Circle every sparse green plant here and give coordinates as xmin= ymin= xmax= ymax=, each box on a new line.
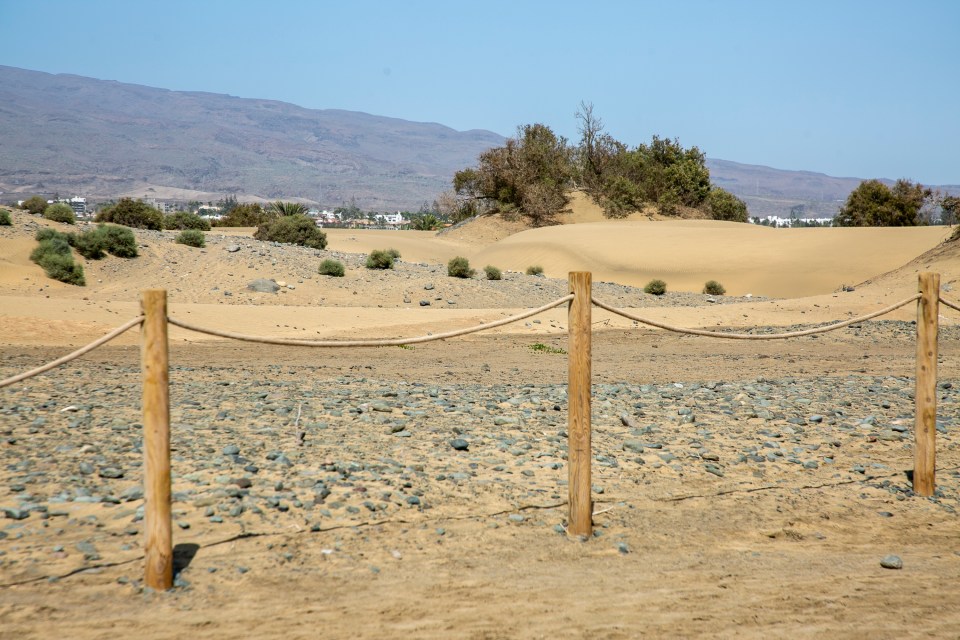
xmin=20 ymin=196 xmax=48 ymax=215
xmin=447 ymin=256 xmax=475 ymax=278
xmin=526 ymin=265 xmax=544 ymax=276
xmin=43 ymin=202 xmax=76 ymax=224
xmin=164 ymin=211 xmax=211 ymax=231
xmin=703 ymin=280 xmax=726 ymax=295
xmin=30 ymin=233 xmax=85 ymax=285
xmin=0 ymin=209 xmax=10 ymax=226
xmin=386 ymin=248 xmax=401 ymax=260
xmin=318 ymin=258 xmax=345 ymax=277
xmin=484 ymin=265 xmax=502 ymax=280
xmin=68 ymin=225 xmax=139 ymax=258
xmin=69 ymin=228 xmax=108 ymax=259
xmin=35 ymin=227 xmax=68 ymax=243
xmin=96 ymin=225 xmax=139 ymax=257
xmin=529 ymin=342 xmax=566 ymax=355
xmin=254 ymin=214 xmax=327 ymax=249
xmin=95 ymin=198 xmax=164 ymax=230
xmin=644 ymin=279 xmax=667 ymax=295
xmin=175 ymin=229 xmax=206 ymax=248
xmin=365 ymin=249 xmax=395 ymax=269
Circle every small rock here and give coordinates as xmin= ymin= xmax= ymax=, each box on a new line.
xmin=449 ymin=438 xmax=469 ymax=451
xmin=880 ymin=555 xmax=903 ymax=570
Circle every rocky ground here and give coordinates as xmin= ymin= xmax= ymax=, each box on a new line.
xmin=2 ymin=321 xmax=960 ymax=638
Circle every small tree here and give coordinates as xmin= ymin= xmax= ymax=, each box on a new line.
xmin=703 ymin=280 xmax=726 ymax=295
xmin=705 ymin=188 xmax=748 ymax=222
xmin=447 ymin=256 xmax=475 ymax=278
xmin=644 ymin=279 xmax=667 ymax=295
xmin=484 ymin=265 xmax=502 ymax=280
xmin=21 ymin=196 xmax=48 ymax=215
xmin=175 ymin=229 xmax=206 ymax=248
xmin=95 ymin=198 xmax=164 ymax=230
xmin=164 ymin=211 xmax=211 ymax=231
xmin=254 ymin=214 xmax=327 ymax=249
xmin=941 ymin=195 xmax=960 ymax=226
xmin=215 ymin=203 xmax=269 ymax=227
xmin=44 ymin=202 xmax=76 ymax=224
xmin=318 ymin=258 xmax=345 ymax=277
xmin=366 ymin=249 xmax=395 ymax=269
xmin=836 ymin=179 xmax=933 ymax=227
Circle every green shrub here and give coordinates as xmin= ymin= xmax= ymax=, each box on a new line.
xmin=365 ymin=249 xmax=395 ymax=269
xmin=97 ymin=225 xmax=139 ymax=257
xmin=95 ymin=198 xmax=164 ymax=230
xmin=253 ymin=214 xmax=327 ymax=249
xmin=644 ymin=279 xmax=667 ymax=295
xmin=21 ymin=196 xmax=48 ymax=215
xmin=447 ymin=256 xmax=475 ymax=278
xmin=214 ymin=203 xmax=268 ymax=227
xmin=164 ymin=211 xmax=211 ymax=231
xmin=318 ymin=258 xmax=345 ymax=277
xmin=703 ymin=280 xmax=726 ymax=295
xmin=175 ymin=229 xmax=206 ymax=248
xmin=0 ymin=209 xmax=10 ymax=225
xmin=386 ymin=248 xmax=401 ymax=260
xmin=529 ymin=342 xmax=566 ymax=354
xmin=30 ymin=235 xmax=85 ymax=285
xmin=526 ymin=265 xmax=544 ymax=276
xmin=484 ymin=265 xmax=502 ymax=280
xmin=69 ymin=228 xmax=108 ymax=259
xmin=67 ymin=225 xmax=138 ymax=259
xmin=35 ymin=227 xmax=69 ymax=243
xmin=43 ymin=202 xmax=76 ymax=224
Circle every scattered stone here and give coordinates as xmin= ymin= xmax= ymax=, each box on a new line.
xmin=247 ymin=278 xmax=280 ymax=294
xmin=880 ymin=555 xmax=903 ymax=570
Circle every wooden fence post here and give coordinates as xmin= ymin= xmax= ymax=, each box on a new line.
xmin=141 ymin=289 xmax=173 ymax=590
xmin=914 ymin=272 xmax=939 ymax=496
xmin=568 ymin=272 xmax=593 ymax=537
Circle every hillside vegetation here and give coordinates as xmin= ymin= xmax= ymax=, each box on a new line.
xmin=451 ymin=104 xmax=747 ymax=226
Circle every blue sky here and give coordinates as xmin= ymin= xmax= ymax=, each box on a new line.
xmin=2 ymin=0 xmax=958 ymax=184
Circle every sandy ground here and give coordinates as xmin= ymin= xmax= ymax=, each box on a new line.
xmin=2 ymin=204 xmax=960 ymax=638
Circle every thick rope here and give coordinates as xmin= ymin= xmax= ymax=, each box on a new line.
xmin=940 ymin=297 xmax=960 ymax=313
xmin=167 ymin=295 xmax=574 ymax=347
xmin=0 ymin=316 xmax=144 ymax=389
xmin=591 ymin=294 xmax=920 ymax=340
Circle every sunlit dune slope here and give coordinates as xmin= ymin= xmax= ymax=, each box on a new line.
xmin=472 ymin=220 xmax=951 ymax=297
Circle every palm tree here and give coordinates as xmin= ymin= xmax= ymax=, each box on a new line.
xmin=411 ymin=213 xmax=441 ymax=230
xmin=267 ymin=200 xmax=308 ymax=216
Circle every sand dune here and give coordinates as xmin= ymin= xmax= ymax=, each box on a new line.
xmin=473 ymin=221 xmax=952 ymax=297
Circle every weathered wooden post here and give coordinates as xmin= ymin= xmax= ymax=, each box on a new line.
xmin=568 ymin=272 xmax=593 ymax=537
xmin=141 ymin=289 xmax=173 ymax=590
xmin=914 ymin=272 xmax=939 ymax=496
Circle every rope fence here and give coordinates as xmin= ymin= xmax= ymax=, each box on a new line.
xmin=167 ymin=294 xmax=574 ymax=347
xmin=592 ymin=294 xmax=920 ymax=340
xmin=940 ymin=296 xmax=960 ymax=314
xmin=0 ymin=315 xmax=144 ymax=389
xmin=0 ymin=272 xmax=953 ymax=591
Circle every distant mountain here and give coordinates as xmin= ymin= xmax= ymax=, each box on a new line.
xmin=1 ymin=66 xmax=955 ymax=215
xmin=0 ymin=65 xmax=505 ymax=210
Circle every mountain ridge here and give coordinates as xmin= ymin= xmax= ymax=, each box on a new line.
xmin=1 ymin=65 xmax=955 ymax=214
